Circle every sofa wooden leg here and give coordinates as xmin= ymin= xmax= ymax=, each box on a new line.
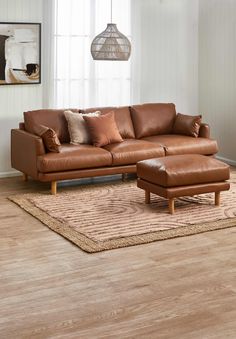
xmin=215 ymin=191 xmax=220 ymax=206
xmin=51 ymin=181 xmax=57 ymax=195
xmin=23 ymin=173 xmax=28 ymax=182
xmin=145 ymin=190 xmax=150 ymax=204
xmin=168 ymin=198 xmax=175 ymax=214
xmin=122 ymin=173 xmax=127 ymax=182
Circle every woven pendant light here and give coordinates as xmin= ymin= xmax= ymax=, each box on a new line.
xmin=91 ymin=0 xmax=131 ymax=61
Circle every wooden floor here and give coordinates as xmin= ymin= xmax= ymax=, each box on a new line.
xmin=0 ymin=175 xmax=236 ymax=339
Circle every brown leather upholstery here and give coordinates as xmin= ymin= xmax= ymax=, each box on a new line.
xmin=19 ymin=122 xmax=25 ymax=130
xmin=24 ymin=109 xmax=80 ymax=143
xmin=11 ymin=103 xmax=219 ymax=188
xmin=199 ymin=123 xmax=210 ymax=138
xmin=137 ymin=178 xmax=230 ymax=199
xmin=142 ymin=135 xmax=218 ymax=155
xmin=80 ymin=106 xmax=135 ymax=139
xmin=172 ymin=113 xmax=202 ymax=137
xmin=38 ymin=165 xmax=136 ymax=182
xmin=130 ymin=103 xmax=176 ymax=138
xmin=11 ymin=129 xmax=45 ymax=179
xmin=137 ymin=155 xmax=230 ymax=188
xmin=103 ymin=139 xmax=165 ymax=166
xmin=37 ymin=144 xmax=112 ymax=173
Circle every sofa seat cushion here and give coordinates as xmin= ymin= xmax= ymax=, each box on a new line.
xmin=142 ymin=135 xmax=218 ymax=155
xmin=37 ymin=144 xmax=112 ymax=173
xmin=80 ymin=106 xmax=135 ymax=139
xmin=103 ymin=139 xmax=165 ymax=166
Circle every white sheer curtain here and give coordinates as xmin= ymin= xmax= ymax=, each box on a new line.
xmin=52 ymin=0 xmax=131 ymax=108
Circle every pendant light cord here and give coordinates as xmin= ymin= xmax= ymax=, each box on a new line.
xmin=110 ymin=0 xmax=113 ymax=23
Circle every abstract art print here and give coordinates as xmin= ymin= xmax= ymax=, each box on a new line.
xmin=0 ymin=23 xmax=41 ymax=85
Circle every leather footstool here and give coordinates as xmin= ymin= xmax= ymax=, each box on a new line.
xmin=137 ymin=154 xmax=230 ymax=214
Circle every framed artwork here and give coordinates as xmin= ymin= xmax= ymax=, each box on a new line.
xmin=0 ymin=22 xmax=41 ymax=85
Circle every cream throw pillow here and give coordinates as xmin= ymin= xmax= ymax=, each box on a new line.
xmin=64 ymin=110 xmax=101 ymax=144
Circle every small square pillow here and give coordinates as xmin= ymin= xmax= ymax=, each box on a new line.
xmin=172 ymin=113 xmax=202 ymax=138
xmin=83 ymin=111 xmax=124 ymax=147
xmin=34 ymin=125 xmax=61 ymax=152
xmin=64 ymin=110 xmax=101 ymax=144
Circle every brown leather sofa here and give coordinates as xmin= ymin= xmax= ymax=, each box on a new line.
xmin=11 ymin=103 xmax=218 ymax=194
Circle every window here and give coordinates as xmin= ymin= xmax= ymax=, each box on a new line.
xmin=54 ymin=0 xmax=131 ymax=108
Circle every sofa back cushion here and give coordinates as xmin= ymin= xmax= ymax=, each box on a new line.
xmin=130 ymin=103 xmax=176 ymax=138
xmin=24 ymin=109 xmax=79 ymax=143
xmin=80 ymin=106 xmax=135 ymax=139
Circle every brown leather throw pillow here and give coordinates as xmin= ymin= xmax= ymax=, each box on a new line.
xmin=34 ymin=125 xmax=61 ymax=152
xmin=172 ymin=113 xmax=202 ymax=138
xmin=83 ymin=111 xmax=124 ymax=147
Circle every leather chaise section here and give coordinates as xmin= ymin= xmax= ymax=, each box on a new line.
xmin=37 ymin=144 xmax=112 ymax=173
xmin=103 ymin=139 xmax=165 ymax=166
xmin=137 ymin=154 xmax=230 ymax=188
xmin=142 ymin=134 xmax=218 ymax=155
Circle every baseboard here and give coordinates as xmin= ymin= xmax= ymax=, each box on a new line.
xmin=216 ymin=155 xmax=236 ymax=167
xmin=0 ymin=170 xmax=21 ymax=178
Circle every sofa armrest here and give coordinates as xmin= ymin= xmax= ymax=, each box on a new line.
xmin=11 ymin=129 xmax=45 ymax=179
xmin=199 ymin=123 xmax=210 ymax=138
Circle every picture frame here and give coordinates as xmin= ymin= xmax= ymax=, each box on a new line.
xmin=0 ymin=22 xmax=41 ymax=85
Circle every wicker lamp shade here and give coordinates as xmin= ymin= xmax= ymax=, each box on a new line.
xmin=91 ymin=23 xmax=131 ymax=61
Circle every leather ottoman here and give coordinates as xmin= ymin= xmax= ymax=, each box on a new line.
xmin=137 ymin=154 xmax=230 ymax=214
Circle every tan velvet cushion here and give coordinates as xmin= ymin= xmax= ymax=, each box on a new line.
xmin=34 ymin=125 xmax=61 ymax=153
xmin=64 ymin=110 xmax=101 ymax=144
xmin=172 ymin=113 xmax=202 ymax=138
xmin=83 ymin=111 xmax=124 ymax=147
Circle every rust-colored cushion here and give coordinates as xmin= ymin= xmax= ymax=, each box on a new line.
xmin=130 ymin=103 xmax=176 ymax=138
xmin=172 ymin=113 xmax=202 ymax=137
xmin=80 ymin=106 xmax=135 ymax=139
xmin=83 ymin=111 xmax=124 ymax=147
xmin=34 ymin=125 xmax=61 ymax=153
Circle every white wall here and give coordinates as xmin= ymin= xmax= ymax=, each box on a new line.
xmin=199 ymin=0 xmax=236 ymax=163
xmin=0 ymin=0 xmax=43 ymax=177
xmin=132 ymin=0 xmax=199 ymax=115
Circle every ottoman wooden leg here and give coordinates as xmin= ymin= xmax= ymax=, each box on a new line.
xmin=215 ymin=191 xmax=220 ymax=206
xmin=168 ymin=198 xmax=175 ymax=214
xmin=145 ymin=190 xmax=150 ymax=204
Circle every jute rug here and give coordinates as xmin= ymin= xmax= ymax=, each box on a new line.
xmin=9 ymin=176 xmax=236 ymax=253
